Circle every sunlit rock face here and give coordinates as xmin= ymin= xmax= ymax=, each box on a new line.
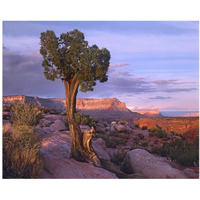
xmin=131 ymin=109 xmax=162 ymax=117
xmin=3 ymin=95 xmax=142 ymax=122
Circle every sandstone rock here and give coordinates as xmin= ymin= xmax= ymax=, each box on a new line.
xmin=106 ymin=148 xmax=122 ymax=161
xmin=79 ymin=125 xmax=91 ymax=132
xmin=183 ymin=168 xmax=199 ymax=179
xmin=40 ymin=119 xmax=52 ymax=127
xmin=3 ymin=95 xmax=142 ymax=122
xmin=44 ymin=114 xmax=64 ymax=121
xmin=115 ymin=124 xmax=126 ymax=132
xmin=111 ymin=121 xmax=117 ymax=126
xmin=121 ymin=149 xmax=187 ymax=178
xmin=96 ymin=123 xmax=106 ymax=133
xmin=105 ymin=126 xmax=111 ymax=132
xmin=38 ymin=124 xmax=116 ymax=178
xmin=40 ymin=157 xmax=117 ymax=179
xmin=50 ymin=119 xmax=66 ymax=131
xmin=92 ymin=138 xmax=110 ymax=160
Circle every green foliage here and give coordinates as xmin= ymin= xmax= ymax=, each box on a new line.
xmin=74 ymin=112 xmax=96 ymax=127
xmin=40 ymin=29 xmax=111 ymax=92
xmin=141 ymin=141 xmax=148 ymax=147
xmin=103 ymin=122 xmax=108 ymax=127
xmin=141 ymin=126 xmax=147 ymax=130
xmin=134 ymin=124 xmax=139 ymax=128
xmin=137 ymin=133 xmax=144 ymax=140
xmin=110 ymin=151 xmax=127 ymax=165
xmin=10 ymin=101 xmax=42 ymax=127
xmin=155 ymin=139 xmax=199 ymax=166
xmin=96 ymin=132 xmax=128 ymax=148
xmin=149 ymin=132 xmax=155 ymax=137
xmin=148 ymin=127 xmax=167 ymax=138
xmin=118 ymin=120 xmax=128 ymax=125
xmin=3 ymin=105 xmax=11 ymax=112
xmin=49 ymin=109 xmax=59 ymax=115
xmin=37 ymin=107 xmax=49 ymax=114
xmin=3 ymin=126 xmax=43 ymax=178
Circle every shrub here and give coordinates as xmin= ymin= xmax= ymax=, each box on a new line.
xmin=110 ymin=151 xmax=127 ymax=165
xmin=154 ymin=139 xmax=159 ymax=144
xmin=37 ymin=107 xmax=49 ymax=114
xmin=137 ymin=133 xmax=144 ymax=140
xmin=3 ymin=126 xmax=43 ymax=178
xmin=133 ymin=136 xmax=140 ymax=142
xmin=74 ymin=112 xmax=96 ymax=127
xmin=156 ymin=139 xmax=199 ymax=166
xmin=141 ymin=141 xmax=148 ymax=147
xmin=104 ymin=138 xmax=117 ymax=148
xmin=3 ymin=105 xmax=11 ymax=112
xmin=134 ymin=124 xmax=139 ymax=128
xmin=142 ymin=126 xmax=147 ymax=130
xmin=103 ymin=122 xmax=108 ymax=127
xmin=149 ymin=132 xmax=155 ymax=137
xmin=49 ymin=109 xmax=59 ymax=115
xmin=10 ymin=101 xmax=41 ymax=126
xmin=118 ymin=120 xmax=128 ymax=125
xmin=148 ymin=127 xmax=167 ymax=138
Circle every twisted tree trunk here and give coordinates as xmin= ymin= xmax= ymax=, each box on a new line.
xmin=64 ymin=78 xmax=101 ymax=167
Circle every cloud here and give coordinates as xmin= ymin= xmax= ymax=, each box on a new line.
xmin=109 ymin=62 xmax=130 ymax=68
xmin=3 ymin=48 xmax=65 ymax=98
xmin=3 ymin=35 xmax=40 ymax=54
xmin=149 ymin=96 xmax=171 ymax=100
xmin=163 ymin=88 xmax=197 ymax=93
xmin=151 ymin=79 xmax=197 ymax=86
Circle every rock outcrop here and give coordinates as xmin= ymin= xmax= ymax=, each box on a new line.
xmin=131 ymin=109 xmax=162 ymax=117
xmin=120 ymin=149 xmax=187 ymax=178
xmin=3 ymin=95 xmax=142 ymax=122
xmin=35 ymin=115 xmax=117 ymax=178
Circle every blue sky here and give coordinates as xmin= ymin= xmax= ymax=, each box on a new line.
xmin=3 ymin=21 xmax=199 ymax=111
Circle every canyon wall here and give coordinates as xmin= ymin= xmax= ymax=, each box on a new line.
xmin=3 ymin=95 xmax=142 ymax=122
xmin=131 ymin=109 xmax=162 ymax=117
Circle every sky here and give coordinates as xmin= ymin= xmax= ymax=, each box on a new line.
xmin=3 ymin=21 xmax=199 ymax=111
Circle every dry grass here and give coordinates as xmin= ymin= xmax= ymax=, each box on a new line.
xmin=3 ymin=126 xmax=44 ymax=178
xmin=3 ymin=101 xmax=44 ymax=178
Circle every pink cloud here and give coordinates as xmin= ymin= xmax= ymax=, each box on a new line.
xmin=109 ymin=62 xmax=129 ymax=68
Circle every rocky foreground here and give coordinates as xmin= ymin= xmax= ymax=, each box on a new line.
xmin=4 ymin=112 xmax=198 ymax=179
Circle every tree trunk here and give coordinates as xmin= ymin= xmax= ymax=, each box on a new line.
xmin=64 ymin=78 xmax=101 ymax=167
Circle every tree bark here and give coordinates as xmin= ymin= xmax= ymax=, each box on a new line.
xmin=64 ymin=78 xmax=101 ymax=167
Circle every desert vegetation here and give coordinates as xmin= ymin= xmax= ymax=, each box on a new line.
xmin=3 ymin=102 xmax=44 ymax=178
xmin=153 ymin=137 xmax=199 ymax=166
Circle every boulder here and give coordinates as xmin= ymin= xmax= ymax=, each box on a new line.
xmin=40 ymin=119 xmax=52 ymax=127
xmin=106 ymin=148 xmax=122 ymax=161
xmin=121 ymin=149 xmax=187 ymax=179
xmin=111 ymin=121 xmax=117 ymax=126
xmin=50 ymin=119 xmax=66 ymax=131
xmin=115 ymin=124 xmax=126 ymax=132
xmin=79 ymin=125 xmax=90 ymax=132
xmin=183 ymin=168 xmax=199 ymax=179
xmin=96 ymin=123 xmax=106 ymax=134
xmin=92 ymin=138 xmax=110 ymax=160
xmin=40 ymin=157 xmax=117 ymax=179
xmin=39 ymin=125 xmax=116 ymax=178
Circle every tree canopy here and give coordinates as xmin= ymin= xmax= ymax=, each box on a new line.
xmin=40 ymin=29 xmax=111 ymax=92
